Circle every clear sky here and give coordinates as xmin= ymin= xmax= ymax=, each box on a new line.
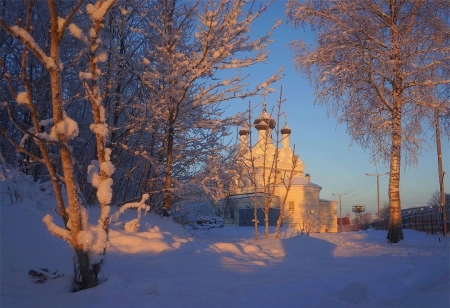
xmin=223 ymin=0 xmax=449 ymax=217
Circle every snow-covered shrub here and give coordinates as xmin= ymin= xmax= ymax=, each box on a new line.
xmin=171 ymin=201 xmax=215 ymax=225
xmin=110 ymin=194 xmax=150 ymax=232
xmin=302 ymin=205 xmax=317 ymax=235
xmin=0 ymin=161 xmax=53 ymax=205
xmin=190 ymin=216 xmax=224 ymax=230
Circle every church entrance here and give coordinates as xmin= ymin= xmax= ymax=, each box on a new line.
xmin=238 ymin=208 xmax=280 ymax=226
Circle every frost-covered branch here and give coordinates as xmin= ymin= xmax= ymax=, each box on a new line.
xmin=286 ymin=0 xmax=450 ymax=243
xmin=73 ymin=0 xmax=117 ymax=238
xmin=0 ymin=22 xmax=58 ymax=71
xmin=112 ymin=194 xmax=150 ymax=232
xmin=43 ymin=214 xmax=71 ymax=243
xmin=124 ymin=0 xmax=281 ymax=214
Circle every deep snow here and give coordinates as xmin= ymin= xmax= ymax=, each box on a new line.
xmin=1 ymin=198 xmax=449 ymax=308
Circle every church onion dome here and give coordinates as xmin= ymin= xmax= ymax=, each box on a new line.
xmin=254 ymin=111 xmax=276 ymax=129
xmin=239 ymin=126 xmax=249 ymax=136
xmin=254 ymin=101 xmax=276 ymax=130
xmin=281 ymin=124 xmax=291 ymax=135
xmin=255 ymin=119 xmax=268 ymax=130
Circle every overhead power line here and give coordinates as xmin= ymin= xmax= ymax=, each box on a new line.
xmin=344 ymin=174 xmax=389 ymax=199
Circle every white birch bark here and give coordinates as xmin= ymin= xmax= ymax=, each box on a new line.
xmin=286 ymin=0 xmax=450 ymax=243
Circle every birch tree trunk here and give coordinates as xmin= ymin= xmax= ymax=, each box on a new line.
xmin=163 ymin=119 xmax=175 ymax=216
xmin=386 ymin=12 xmax=404 ymax=243
xmin=387 ymin=108 xmax=403 ymax=243
xmin=1 ymin=0 xmax=110 ymax=289
xmin=78 ymin=0 xmax=118 ymax=279
xmin=434 ymin=110 xmax=447 ymax=235
xmin=48 ymin=0 xmax=97 ymax=288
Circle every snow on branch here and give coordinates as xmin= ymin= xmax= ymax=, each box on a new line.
xmin=87 ymin=0 xmax=117 ymax=22
xmin=43 ymin=214 xmax=71 ymax=243
xmin=87 ymin=160 xmax=101 ymax=188
xmin=68 ymin=23 xmax=90 ymax=47
xmin=97 ymin=178 xmax=113 ymax=205
xmin=0 ymin=23 xmax=57 ymax=71
xmin=16 ymin=92 xmax=30 ymax=105
xmin=49 ymin=113 xmax=79 ymax=141
xmin=111 ymin=194 xmax=150 ymax=232
xmin=118 ymin=194 xmax=150 ymax=215
xmin=90 ymin=123 xmax=109 ymax=142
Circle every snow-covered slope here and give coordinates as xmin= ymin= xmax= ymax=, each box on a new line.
xmin=1 ymin=199 xmax=449 ymax=308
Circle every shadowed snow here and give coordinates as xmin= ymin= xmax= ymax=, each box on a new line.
xmin=1 ymin=200 xmax=449 ymax=308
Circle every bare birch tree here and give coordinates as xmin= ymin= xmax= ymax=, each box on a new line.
xmin=1 ymin=0 xmax=116 ymax=289
xmin=255 ymin=100 xmax=278 ymax=240
xmin=132 ymin=0 xmax=282 ymax=216
xmin=241 ymin=88 xmax=299 ymax=239
xmin=427 ymin=191 xmax=450 ymax=207
xmin=286 ymin=0 xmax=450 ymax=243
xmin=274 ymin=145 xmax=299 ymax=239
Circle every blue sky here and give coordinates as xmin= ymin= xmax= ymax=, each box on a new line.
xmin=223 ymin=1 xmax=449 ymax=216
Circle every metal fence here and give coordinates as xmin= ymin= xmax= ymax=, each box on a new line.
xmin=366 ymin=205 xmax=450 ymax=235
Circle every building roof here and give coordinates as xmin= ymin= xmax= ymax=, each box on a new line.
xmin=218 ymin=192 xmax=280 ymax=201
xmin=279 ymin=176 xmax=322 ymax=188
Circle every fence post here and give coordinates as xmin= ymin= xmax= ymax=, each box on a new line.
xmin=430 ymin=206 xmax=433 ymax=235
xmin=415 ymin=211 xmax=417 ymax=230
xmin=408 ymin=211 xmax=411 ymax=229
xmin=421 ymin=208 xmax=424 ymax=232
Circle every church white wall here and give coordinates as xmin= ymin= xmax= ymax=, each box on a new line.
xmin=275 ymin=184 xmax=321 ymax=231
xmin=216 ymin=194 xmax=280 ymax=226
xmin=319 ymin=200 xmax=338 ymax=232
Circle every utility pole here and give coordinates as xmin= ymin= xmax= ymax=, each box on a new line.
xmin=366 ymin=172 xmax=389 ymax=221
xmin=434 ymin=110 xmax=446 ymax=236
xmin=332 ymin=193 xmax=347 ymax=232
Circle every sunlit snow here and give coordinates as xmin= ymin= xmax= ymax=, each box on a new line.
xmin=1 ymin=195 xmax=448 ymax=308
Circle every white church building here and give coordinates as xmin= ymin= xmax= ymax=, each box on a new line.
xmin=216 ymin=102 xmax=338 ymax=233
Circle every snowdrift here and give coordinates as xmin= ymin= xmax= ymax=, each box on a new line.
xmin=1 ymin=189 xmax=449 ymax=307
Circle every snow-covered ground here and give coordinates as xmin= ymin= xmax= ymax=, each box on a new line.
xmin=1 ymin=199 xmax=449 ymax=308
